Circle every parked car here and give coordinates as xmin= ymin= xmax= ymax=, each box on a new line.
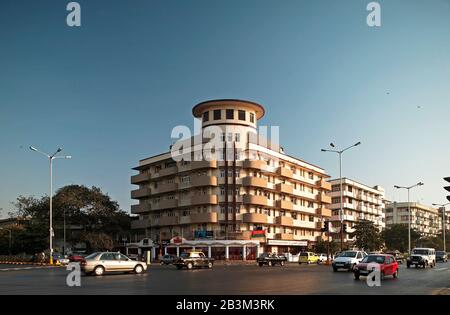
xmin=407 ymin=248 xmax=436 ymax=269
xmin=384 ymin=250 xmax=405 ymax=264
xmin=160 ymin=254 xmax=178 ymax=265
xmin=354 ymin=254 xmax=399 ymax=280
xmin=435 ymin=251 xmax=448 ymax=263
xmin=257 ymin=253 xmax=287 ymax=267
xmin=332 ymin=250 xmax=367 ymax=272
xmin=81 ymin=252 xmax=147 ymax=276
xmin=173 ymin=251 xmax=214 ymax=270
xmin=299 ymin=252 xmax=319 ymax=264
xmin=317 ymin=253 xmax=333 ymax=263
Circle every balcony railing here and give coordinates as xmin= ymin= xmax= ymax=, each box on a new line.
xmin=131 ymin=187 xmax=151 ymax=199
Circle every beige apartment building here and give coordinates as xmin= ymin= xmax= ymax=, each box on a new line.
xmin=130 ymin=99 xmax=332 ymax=260
xmin=327 ymin=178 xmax=385 ymax=244
xmin=385 ymin=202 xmax=443 ymax=237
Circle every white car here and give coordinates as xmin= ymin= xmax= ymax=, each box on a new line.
xmin=332 ymin=250 xmax=367 ymax=271
xmin=407 ymin=248 xmax=436 ymax=269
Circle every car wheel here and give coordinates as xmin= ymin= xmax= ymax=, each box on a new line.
xmin=207 ymin=262 xmax=213 ymax=269
xmin=94 ymin=266 xmax=105 ymax=276
xmin=134 ymin=264 xmax=144 ymax=274
xmin=350 ymin=264 xmax=356 ymax=272
xmin=380 ymin=271 xmax=385 ymax=281
xmin=187 ymin=262 xmax=193 ymax=270
xmin=258 ymin=263 xmax=263 ymax=267
xmin=160 ymin=261 xmax=165 ymax=265
xmin=307 ymin=261 xmax=311 ymax=265
xmin=354 ymin=272 xmax=360 ymax=280
xmin=268 ymin=261 xmax=273 ymax=267
xmin=332 ymin=267 xmax=337 ymax=272
xmin=407 ymin=263 xmax=410 ymax=268
xmin=393 ymin=269 xmax=398 ymax=279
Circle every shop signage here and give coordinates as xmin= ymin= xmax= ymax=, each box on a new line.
xmin=267 ymin=240 xmax=307 ymax=246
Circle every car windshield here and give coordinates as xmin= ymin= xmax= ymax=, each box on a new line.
xmin=361 ymin=255 xmax=386 ymax=263
xmin=340 ymin=251 xmax=357 ymax=258
xmin=85 ymin=253 xmax=99 ymax=259
xmin=412 ymin=249 xmax=430 ymax=255
xmin=436 ymin=251 xmax=445 ymax=255
xmin=300 ymin=253 xmax=308 ymax=256
xmin=259 ymin=253 xmax=269 ymax=258
xmin=180 ymin=252 xmax=190 ymax=259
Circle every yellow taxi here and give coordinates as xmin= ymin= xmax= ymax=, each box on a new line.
xmin=298 ymin=252 xmax=320 ymax=264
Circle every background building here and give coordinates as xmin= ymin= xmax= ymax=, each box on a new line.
xmin=385 ymin=202 xmax=442 ymax=237
xmin=130 ymin=99 xmax=332 ymax=259
xmin=327 ymin=178 xmax=385 ymax=244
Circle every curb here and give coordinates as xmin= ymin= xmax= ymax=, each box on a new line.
xmin=0 ymin=261 xmax=57 ymax=266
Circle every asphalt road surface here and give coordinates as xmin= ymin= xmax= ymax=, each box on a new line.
xmin=0 ymin=261 xmax=448 ymax=295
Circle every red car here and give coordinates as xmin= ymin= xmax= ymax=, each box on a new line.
xmin=68 ymin=254 xmax=86 ymax=263
xmin=354 ymin=254 xmax=398 ymax=280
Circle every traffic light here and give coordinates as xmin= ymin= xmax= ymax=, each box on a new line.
xmin=445 ymin=177 xmax=450 ymax=202
xmin=342 ymin=224 xmax=347 ymax=233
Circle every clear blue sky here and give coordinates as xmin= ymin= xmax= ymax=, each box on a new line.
xmin=1 ymin=0 xmax=450 ymax=217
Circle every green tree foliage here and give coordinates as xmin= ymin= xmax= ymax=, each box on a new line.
xmin=381 ymin=224 xmax=421 ymax=252
xmin=3 ymin=185 xmax=131 ymax=254
xmin=349 ymin=220 xmax=383 ymax=251
xmin=315 ymin=239 xmax=340 ymax=255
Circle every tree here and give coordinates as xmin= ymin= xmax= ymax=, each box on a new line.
xmin=315 ymin=239 xmax=340 ymax=255
xmin=416 ymin=236 xmax=443 ymax=249
xmin=349 ymin=220 xmax=383 ymax=251
xmin=8 ymin=185 xmax=132 ymax=254
xmin=382 ymin=224 xmax=421 ymax=252
xmin=81 ymin=232 xmax=114 ymax=251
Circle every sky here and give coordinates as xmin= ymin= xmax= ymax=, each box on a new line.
xmin=1 ymin=0 xmax=450 ymax=218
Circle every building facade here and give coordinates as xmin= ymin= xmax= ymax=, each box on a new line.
xmin=385 ymin=202 xmax=443 ymax=237
xmin=130 ymin=99 xmax=332 ymax=259
xmin=327 ymin=178 xmax=385 ymax=243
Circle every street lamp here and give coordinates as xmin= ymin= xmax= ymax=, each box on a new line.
xmin=0 ymin=228 xmax=12 ymax=255
xmin=30 ymin=146 xmax=71 ymax=264
xmin=394 ymin=182 xmax=424 ymax=254
xmin=432 ymin=202 xmax=449 ymax=253
xmin=321 ymin=141 xmax=361 ymax=251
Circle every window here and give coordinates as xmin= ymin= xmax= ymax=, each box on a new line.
xmin=213 ymin=109 xmax=221 ymax=120
xmin=226 ymin=109 xmax=234 ymax=119
xmin=348 ymin=186 xmax=353 ymax=192
xmin=221 ymin=132 xmax=226 ymax=142
xmin=309 ymin=215 xmax=314 ymax=222
xmin=227 ymin=132 xmax=233 ymax=142
xmin=235 ymin=133 xmax=240 ymax=142
xmin=250 ymin=113 xmax=255 ymax=123
xmin=238 ymin=110 xmax=246 ymax=121
xmin=203 ymin=111 xmax=209 ymax=122
xmin=308 ymin=172 xmax=314 ymax=180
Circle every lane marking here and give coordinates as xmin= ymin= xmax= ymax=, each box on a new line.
xmin=435 ymin=267 xmax=448 ymax=271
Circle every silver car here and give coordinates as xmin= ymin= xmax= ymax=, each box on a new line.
xmin=81 ymin=252 xmax=147 ymax=276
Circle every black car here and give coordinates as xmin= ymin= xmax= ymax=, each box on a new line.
xmin=173 ymin=251 xmax=214 ymax=270
xmin=160 ymin=254 xmax=178 ymax=265
xmin=385 ymin=250 xmax=405 ymax=264
xmin=436 ymin=251 xmax=448 ymax=263
xmin=256 ymin=253 xmax=287 ymax=267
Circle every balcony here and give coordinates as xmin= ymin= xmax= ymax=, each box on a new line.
xmin=316 ymin=207 xmax=332 ymax=217
xmin=180 ymin=212 xmax=218 ymax=224
xmin=153 ymin=166 xmax=177 ymax=178
xmin=275 ymin=183 xmax=293 ymax=194
xmin=152 ymin=199 xmax=178 ymax=210
xmin=191 ymin=195 xmax=218 ymax=205
xmin=316 ymin=179 xmax=331 ymax=191
xmin=275 ymin=216 xmax=294 ymax=226
xmin=191 ymin=176 xmax=218 ymax=187
xmin=316 ymin=193 xmax=332 ymax=204
xmin=131 ymin=172 xmax=150 ymax=184
xmin=242 ymin=176 xmax=268 ymax=189
xmin=131 ymin=220 xmax=150 ymax=229
xmin=131 ymin=187 xmax=151 ymax=199
xmin=276 ymin=200 xmax=293 ymax=211
xmin=276 ymin=167 xmax=293 ymax=178
xmin=153 ymin=182 xmax=178 ymax=194
xmin=242 ymin=213 xmax=268 ymax=224
xmin=158 ymin=216 xmax=179 ymax=226
xmin=243 ymin=159 xmax=269 ymax=171
xmin=228 ymin=231 xmax=252 ymax=240
xmin=191 ymin=160 xmax=217 ymax=169
xmin=243 ymin=194 xmax=269 ymax=207
xmin=275 ymin=233 xmax=294 ymax=240
xmin=131 ymin=203 xmax=151 ymax=214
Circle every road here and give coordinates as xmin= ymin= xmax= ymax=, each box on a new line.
xmin=0 ymin=261 xmax=448 ymax=295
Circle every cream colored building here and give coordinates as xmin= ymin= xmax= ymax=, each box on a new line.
xmin=385 ymin=202 xmax=443 ymax=237
xmin=327 ymin=178 xmax=385 ymax=243
xmin=130 ymin=99 xmax=332 ymax=259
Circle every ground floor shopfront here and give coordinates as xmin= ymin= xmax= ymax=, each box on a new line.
xmin=165 ymin=240 xmax=261 ymax=261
